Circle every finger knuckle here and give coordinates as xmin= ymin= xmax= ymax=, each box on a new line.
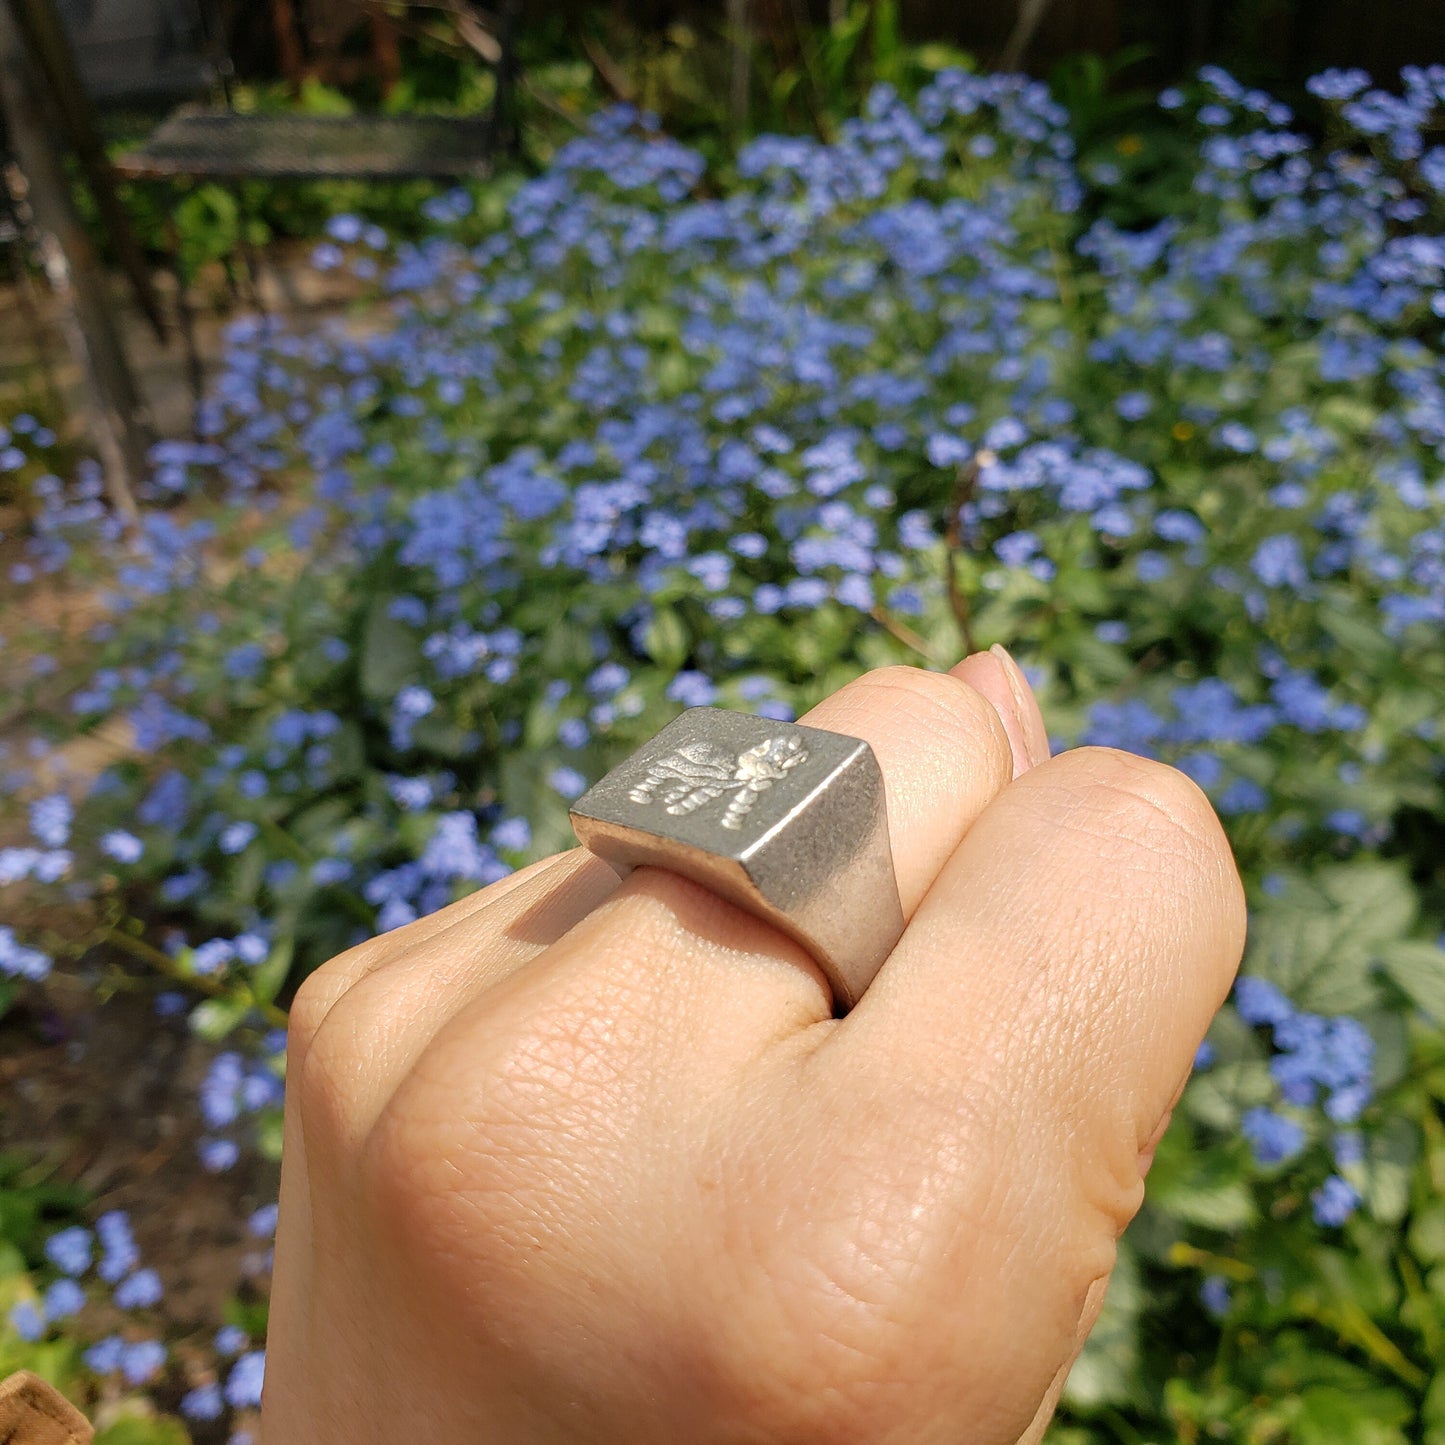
xmin=287 ymin=948 xmax=371 ymax=1057
xmin=856 ymin=664 xmax=1009 ymax=750
xmin=293 ymin=1002 xmax=366 ymax=1157
xmin=291 ymin=960 xmax=395 ymax=1156
xmin=1064 ymin=746 xmax=1228 ymax=866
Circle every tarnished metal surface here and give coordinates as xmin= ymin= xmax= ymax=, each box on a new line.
xmin=570 ymin=707 xmax=903 ymax=1012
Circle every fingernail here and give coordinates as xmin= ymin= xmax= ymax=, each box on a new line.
xmin=950 ymin=647 xmax=1039 ymax=778
xmin=989 ymin=645 xmax=1050 ymax=775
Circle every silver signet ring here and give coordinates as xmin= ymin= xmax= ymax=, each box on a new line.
xmin=568 ymin=707 xmax=904 ymax=1012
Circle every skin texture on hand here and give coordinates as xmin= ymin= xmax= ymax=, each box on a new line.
xmin=262 ymin=654 xmax=1246 ymax=1444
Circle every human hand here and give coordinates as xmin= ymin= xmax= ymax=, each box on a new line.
xmin=262 ymin=652 xmax=1245 ymax=1444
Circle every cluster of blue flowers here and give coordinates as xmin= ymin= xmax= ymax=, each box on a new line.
xmin=2 ymin=62 xmax=1444 ymax=1425
xmin=198 ymin=1042 xmax=287 ymax=1172
xmin=178 ymin=1333 xmax=266 ymax=1426
xmin=9 ymin=1209 xmax=265 ymax=1426
xmin=1234 ymin=976 xmax=1371 ymax=1225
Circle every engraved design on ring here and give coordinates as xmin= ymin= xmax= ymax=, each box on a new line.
xmin=627 ymin=735 xmax=810 ymax=829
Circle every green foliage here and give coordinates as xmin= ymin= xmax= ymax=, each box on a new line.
xmin=573 ymin=0 xmax=972 ymax=169
xmin=1052 ymin=48 xmax=1201 ymax=227
xmin=93 ymin=1417 xmax=192 ymax=1445
xmin=1067 ymin=992 xmax=1445 ymax=1441
xmin=0 ymin=1153 xmax=87 ymax=1271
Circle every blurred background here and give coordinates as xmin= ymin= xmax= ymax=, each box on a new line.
xmin=2 ymin=3 xmax=1445 ymax=1443
xmin=8 ymin=0 xmax=1445 ymax=489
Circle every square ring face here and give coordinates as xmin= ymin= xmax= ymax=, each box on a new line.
xmin=569 ymin=706 xmax=902 ymax=1011
xmin=569 ymin=707 xmax=870 ymax=864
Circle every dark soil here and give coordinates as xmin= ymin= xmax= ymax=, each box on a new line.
xmin=0 ymin=966 xmax=278 ymax=1437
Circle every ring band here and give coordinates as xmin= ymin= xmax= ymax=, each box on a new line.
xmin=569 ymin=707 xmax=903 ymax=1012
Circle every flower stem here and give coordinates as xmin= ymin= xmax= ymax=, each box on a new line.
xmin=99 ymin=925 xmax=288 ymax=1030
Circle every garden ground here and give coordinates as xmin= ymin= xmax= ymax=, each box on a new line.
xmin=1 ymin=975 xmax=272 ymax=1438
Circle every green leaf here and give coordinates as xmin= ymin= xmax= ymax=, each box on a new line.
xmin=1363 ymin=1116 xmax=1419 ymax=1226
xmin=1424 ymin=1366 xmax=1445 ymax=1435
xmin=1408 ymin=1202 xmax=1445 ymax=1264
xmin=1317 ymin=596 xmax=1400 ymax=668
xmin=225 ymin=842 xmax=267 ymax=909
xmin=1315 ymin=394 xmax=1382 ymax=438
xmin=1181 ymin=1058 xmax=1273 ymax=1131
xmin=224 ymin=1291 xmax=271 ymax=1340
xmin=94 ymin=1411 xmax=193 ymax=1445
xmin=1244 ymin=863 xmax=1416 ymax=1014
xmin=409 ymin=715 xmax=477 ymax=761
xmin=1311 ymin=1239 xmax=1403 ymax=1323
xmin=1146 ymin=1127 xmax=1257 ymax=1231
xmin=641 ymin=609 xmax=690 ymax=671
xmin=360 ymin=595 xmax=423 ymax=704
xmin=189 ymin=996 xmax=250 ymax=1042
xmin=497 ymin=752 xmax=580 ymax=858
xmin=249 ymin=936 xmax=295 ymax=1007
xmin=255 ymin=1109 xmax=285 ymax=1162
xmin=1293 ymin=1385 xmax=1410 ymax=1445
xmin=0 ymin=1335 xmax=82 ymax=1396
xmin=290 ymin=797 xmax=360 ymax=850
xmin=1377 ymin=940 xmax=1445 ymax=1023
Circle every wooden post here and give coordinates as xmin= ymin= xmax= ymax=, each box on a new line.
xmin=0 ymin=2 xmax=145 ymax=527
xmin=8 ymin=0 xmax=168 ymax=343
xmin=485 ymin=0 xmax=521 ymax=162
xmin=727 ymin=0 xmax=751 ymax=134
xmin=998 ymin=0 xmax=1056 ymax=71
xmin=163 ymin=206 xmax=206 ymax=427
xmin=1 ymin=172 xmax=69 ymax=422
xmin=371 ymin=4 xmax=401 ymax=96
xmin=270 ymin=0 xmax=306 ymax=90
